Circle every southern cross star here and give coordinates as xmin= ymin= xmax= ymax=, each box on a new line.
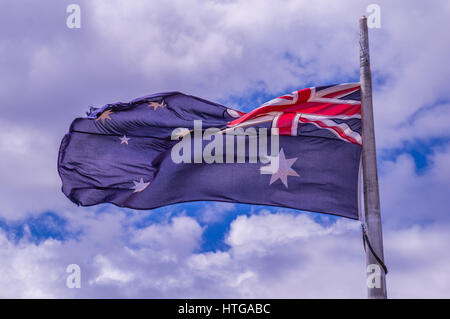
xmin=131 ymin=178 xmax=150 ymax=193
xmin=148 ymin=101 xmax=166 ymax=110
xmin=119 ymin=135 xmax=130 ymax=145
xmin=96 ymin=109 xmax=114 ymax=124
xmin=173 ymin=128 xmax=191 ymax=139
xmin=261 ymin=148 xmax=299 ymax=188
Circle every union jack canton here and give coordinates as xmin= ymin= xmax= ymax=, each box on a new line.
xmin=226 ymin=83 xmax=362 ymax=145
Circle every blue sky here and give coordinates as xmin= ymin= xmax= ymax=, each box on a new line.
xmin=0 ymin=0 xmax=450 ymax=298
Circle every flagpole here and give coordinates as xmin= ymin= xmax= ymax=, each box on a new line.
xmin=359 ymin=16 xmax=387 ymax=299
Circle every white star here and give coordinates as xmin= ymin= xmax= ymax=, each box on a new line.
xmin=173 ymin=128 xmax=191 ymax=139
xmin=260 ymin=149 xmax=299 ymax=188
xmin=131 ymin=178 xmax=150 ymax=193
xmin=119 ymin=135 xmax=130 ymax=145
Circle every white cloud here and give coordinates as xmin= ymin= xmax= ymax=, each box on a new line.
xmin=131 ymin=215 xmax=203 ymax=256
xmin=379 ymin=142 xmax=450 ymax=226
xmin=90 ymin=255 xmax=135 ymax=286
xmin=0 ymin=230 xmax=64 ymax=298
xmin=0 ymin=211 xmax=364 ymax=298
xmin=1 ymin=210 xmax=449 ymax=298
xmin=88 ymin=0 xmax=363 ymax=101
xmin=385 ymin=225 xmax=450 ymax=298
xmin=226 ymin=211 xmax=330 ymax=250
xmin=370 ymin=2 xmax=450 ymax=149
xmin=0 ymin=119 xmax=70 ymax=219
xmin=198 ymin=202 xmax=235 ymax=223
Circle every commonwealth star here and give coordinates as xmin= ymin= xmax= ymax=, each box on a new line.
xmin=265 ymin=149 xmax=299 ymax=188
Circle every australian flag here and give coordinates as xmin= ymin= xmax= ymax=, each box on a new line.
xmin=58 ymin=83 xmax=362 ymax=219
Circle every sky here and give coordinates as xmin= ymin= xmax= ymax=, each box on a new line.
xmin=0 ymin=0 xmax=449 ymax=298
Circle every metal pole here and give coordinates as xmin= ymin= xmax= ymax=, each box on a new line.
xmin=359 ymin=16 xmax=387 ymax=299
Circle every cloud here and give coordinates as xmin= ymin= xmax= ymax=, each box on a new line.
xmin=0 ymin=211 xmax=363 ymax=298
xmin=131 ymin=216 xmax=204 ymax=256
xmin=370 ymin=2 xmax=450 ymax=149
xmin=385 ymin=224 xmax=450 ymax=298
xmin=1 ymin=210 xmax=450 ymax=298
xmin=0 ymin=119 xmax=70 ymax=219
xmin=379 ymin=142 xmax=450 ymax=226
xmin=90 ymin=255 xmax=135 ymax=286
xmin=198 ymin=202 xmax=236 ymax=223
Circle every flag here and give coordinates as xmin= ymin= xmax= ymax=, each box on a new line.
xmin=58 ymin=84 xmax=362 ymax=219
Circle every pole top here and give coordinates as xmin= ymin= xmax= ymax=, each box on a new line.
xmin=360 ymin=15 xmax=367 ymax=21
